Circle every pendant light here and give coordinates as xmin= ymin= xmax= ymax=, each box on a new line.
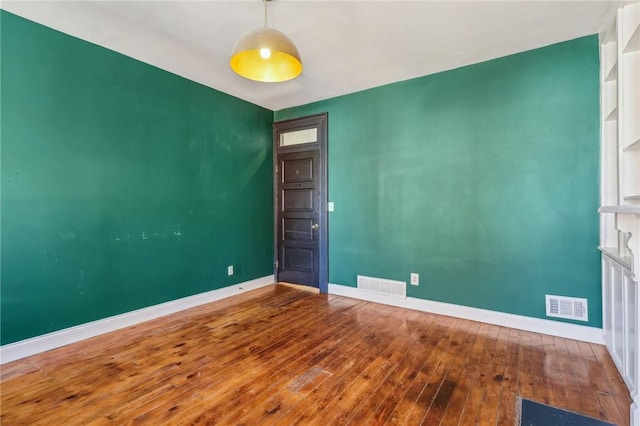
xmin=230 ymin=0 xmax=302 ymax=83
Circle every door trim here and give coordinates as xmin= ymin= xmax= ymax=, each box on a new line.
xmin=273 ymin=113 xmax=328 ymax=293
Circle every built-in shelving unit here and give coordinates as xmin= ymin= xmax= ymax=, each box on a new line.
xmin=620 ymin=1 xmax=640 ymax=204
xmin=599 ymin=3 xmax=640 ymax=425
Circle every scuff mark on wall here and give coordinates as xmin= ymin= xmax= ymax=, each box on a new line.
xmin=58 ymin=231 xmax=77 ymax=241
xmin=78 ymin=269 xmax=85 ymax=300
xmin=109 ymin=225 xmax=184 ymax=242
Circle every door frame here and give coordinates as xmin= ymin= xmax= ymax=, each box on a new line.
xmin=273 ymin=113 xmax=328 ymax=293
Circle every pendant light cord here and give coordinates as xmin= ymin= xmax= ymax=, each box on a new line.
xmin=263 ymin=0 xmax=268 ymax=28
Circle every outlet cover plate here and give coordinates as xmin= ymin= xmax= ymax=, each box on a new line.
xmin=410 ymin=273 xmax=419 ymax=286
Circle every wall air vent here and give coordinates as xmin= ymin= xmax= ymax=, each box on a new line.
xmin=357 ymin=275 xmax=406 ymax=299
xmin=545 ymin=294 xmax=588 ymax=322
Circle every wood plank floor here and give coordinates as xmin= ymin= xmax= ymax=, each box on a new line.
xmin=0 ymin=284 xmax=631 ymax=425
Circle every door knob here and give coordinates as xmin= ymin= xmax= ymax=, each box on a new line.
xmin=311 ymin=223 xmax=320 ymax=230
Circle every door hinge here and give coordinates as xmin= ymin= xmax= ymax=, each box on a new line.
xmin=275 ymin=260 xmax=279 ymax=268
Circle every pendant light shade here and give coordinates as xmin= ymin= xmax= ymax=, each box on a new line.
xmin=229 ymin=1 xmax=302 ymax=83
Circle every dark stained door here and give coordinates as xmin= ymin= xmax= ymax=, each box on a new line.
xmin=277 ymin=150 xmax=320 ymax=287
xmin=274 ymin=114 xmax=327 ymax=292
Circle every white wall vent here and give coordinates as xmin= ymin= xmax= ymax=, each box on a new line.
xmin=357 ymin=275 xmax=406 ymax=299
xmin=545 ymin=295 xmax=588 ymax=322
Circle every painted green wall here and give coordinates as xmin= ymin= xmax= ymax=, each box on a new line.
xmin=276 ymin=36 xmax=601 ymax=327
xmin=1 ymin=12 xmax=274 ymax=344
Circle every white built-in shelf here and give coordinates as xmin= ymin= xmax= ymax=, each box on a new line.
xmin=600 ymin=246 xmax=633 ymax=268
xmin=604 ymin=79 xmax=618 ymax=118
xmin=604 ymin=40 xmax=618 ymax=81
xmin=621 ymin=51 xmax=639 ymax=119
xmin=619 ymin=3 xmax=640 ymax=211
xmin=599 ymin=205 xmax=640 ymax=214
xmin=621 ymin=52 xmax=639 ymax=149
xmin=624 ymin=138 xmax=640 ymax=152
xmin=624 ymin=25 xmax=640 ymax=53
xmin=622 ymin=2 xmax=640 ymax=54
xmin=605 ymin=62 xmax=619 ymax=82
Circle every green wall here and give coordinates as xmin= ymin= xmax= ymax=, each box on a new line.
xmin=1 ymin=12 xmax=274 ymax=344
xmin=0 ymin=8 xmax=602 ymax=345
xmin=276 ymin=36 xmax=601 ymax=327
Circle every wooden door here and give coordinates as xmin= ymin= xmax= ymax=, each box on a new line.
xmin=273 ymin=113 xmax=327 ymax=292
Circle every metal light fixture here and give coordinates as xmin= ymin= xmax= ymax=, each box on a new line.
xmin=230 ymin=0 xmax=302 ymax=83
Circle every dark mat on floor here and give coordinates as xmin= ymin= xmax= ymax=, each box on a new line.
xmin=520 ymin=398 xmax=616 ymax=426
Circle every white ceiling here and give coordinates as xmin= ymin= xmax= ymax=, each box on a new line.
xmin=2 ymin=1 xmax=615 ymax=111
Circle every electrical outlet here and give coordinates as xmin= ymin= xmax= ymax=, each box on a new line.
xmin=228 ymin=265 xmax=234 ymax=276
xmin=410 ymin=273 xmax=419 ymax=286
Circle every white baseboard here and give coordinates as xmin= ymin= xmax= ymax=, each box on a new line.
xmin=328 ymin=283 xmax=604 ymax=344
xmin=0 ymin=275 xmax=274 ymax=364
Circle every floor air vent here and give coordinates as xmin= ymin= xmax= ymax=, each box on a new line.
xmin=545 ymin=295 xmax=588 ymax=322
xmin=357 ymin=275 xmax=406 ymax=299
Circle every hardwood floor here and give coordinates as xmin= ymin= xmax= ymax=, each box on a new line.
xmin=0 ymin=284 xmax=631 ymax=425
